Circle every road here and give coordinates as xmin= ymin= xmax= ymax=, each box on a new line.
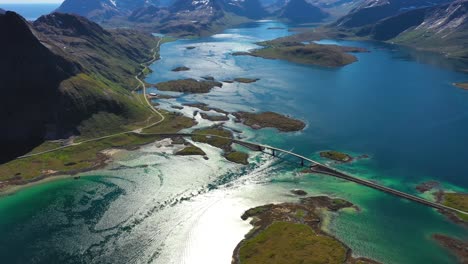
xmin=139 ymin=132 xmax=468 ymax=216
xmin=18 ymin=39 xmax=164 ymax=159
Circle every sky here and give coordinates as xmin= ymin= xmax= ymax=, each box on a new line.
xmin=0 ymin=0 xmax=63 ymax=3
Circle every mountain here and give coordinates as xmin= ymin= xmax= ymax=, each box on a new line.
xmin=335 ymin=0 xmax=452 ymax=28
xmin=357 ymin=0 xmax=468 ymax=59
xmin=0 ymin=9 xmax=5 ymax=14
xmin=224 ymin=0 xmax=267 ymax=19
xmin=0 ymin=11 xmax=157 ymax=162
xmin=56 ymin=0 xmax=160 ymax=21
xmin=275 ymin=0 xmax=329 ymax=23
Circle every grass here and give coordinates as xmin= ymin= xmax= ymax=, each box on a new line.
xmin=320 ymin=151 xmax=351 ymax=162
xmin=155 ymin=79 xmax=222 ymax=93
xmin=248 ymin=42 xmax=364 ymax=67
xmin=142 ymin=110 xmax=197 ymax=134
xmin=175 ymin=145 xmax=206 ymax=156
xmin=224 ymin=151 xmax=249 ymax=165
xmin=233 ymin=111 xmax=305 ymax=132
xmin=191 ymin=127 xmax=233 ymax=150
xmin=295 ymin=209 xmax=306 ymax=219
xmin=443 ymin=193 xmax=468 ymax=221
xmin=0 ymin=133 xmax=162 ymax=181
xmin=239 ymin=221 xmax=347 ymax=264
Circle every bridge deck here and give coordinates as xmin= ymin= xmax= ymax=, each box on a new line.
xmin=142 ymin=132 xmax=468 ymax=216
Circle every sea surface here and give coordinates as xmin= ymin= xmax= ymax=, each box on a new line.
xmin=1 ymin=21 xmax=468 ymax=264
xmin=0 ymin=4 xmax=59 ymax=20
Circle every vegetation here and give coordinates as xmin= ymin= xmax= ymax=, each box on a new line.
xmin=142 ymin=111 xmax=197 ymax=134
xmin=239 ymin=222 xmax=347 ymax=264
xmin=234 ymin=78 xmax=259 ymax=83
xmin=191 ymin=127 xmax=233 ymax=151
xmin=224 ymin=151 xmax=249 ymax=165
xmin=155 ymin=79 xmax=223 ymax=93
xmin=443 ymin=193 xmax=468 ymax=221
xmin=234 ymin=196 xmax=374 ymax=264
xmin=200 ymin=113 xmax=229 ymax=121
xmin=233 ymin=111 xmax=305 ymax=132
xmin=237 ymin=41 xmax=366 ymax=67
xmin=0 ymin=133 xmax=162 ymax=182
xmin=175 ymin=144 xmax=206 ymax=156
xmin=320 ymin=151 xmax=352 ymax=162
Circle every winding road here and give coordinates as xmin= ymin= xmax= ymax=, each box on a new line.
xmin=18 ymin=39 xmax=165 ymax=159
xmin=14 ymin=38 xmax=468 ymax=218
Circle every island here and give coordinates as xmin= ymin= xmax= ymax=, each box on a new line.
xmin=415 ymin=181 xmax=440 ymax=193
xmin=175 ymin=143 xmax=206 ymax=156
xmin=171 ymin=66 xmax=190 ymax=72
xmin=191 ymin=126 xmax=249 ymax=165
xmin=233 ymin=111 xmax=305 ymax=132
xmin=232 ymin=196 xmax=378 ymax=264
xmin=439 ymin=192 xmax=468 ymax=223
xmin=433 ymin=234 xmax=468 ymax=263
xmin=233 ymin=41 xmax=368 ymax=67
xmin=182 ymin=103 xmax=229 ymax=115
xmin=454 ymin=82 xmax=468 ymax=90
xmin=155 ymin=79 xmax=222 ymax=93
xmin=320 ymin=151 xmax=352 ymax=162
xmin=186 ymin=46 xmax=196 ymax=50
xmin=200 ymin=113 xmax=229 ymax=121
xmin=234 ymin=78 xmax=259 ymax=83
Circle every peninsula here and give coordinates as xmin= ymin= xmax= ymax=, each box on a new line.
xmin=232 ymin=196 xmax=378 ymax=264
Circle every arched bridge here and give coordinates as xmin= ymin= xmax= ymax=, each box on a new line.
xmin=145 ymin=132 xmax=468 ymax=216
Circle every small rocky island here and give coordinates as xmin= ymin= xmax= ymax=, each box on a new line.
xmin=233 ymin=111 xmax=305 ymax=132
xmin=454 ymin=82 xmax=468 ymax=90
xmin=320 ymin=151 xmax=352 ymax=162
xmin=191 ymin=126 xmax=249 ymax=165
xmin=433 ymin=234 xmax=468 ymax=263
xmin=233 ymin=41 xmax=367 ymax=67
xmin=155 ymin=78 xmax=222 ymax=93
xmin=232 ymin=196 xmax=378 ymax=264
xmin=171 ymin=66 xmax=190 ymax=72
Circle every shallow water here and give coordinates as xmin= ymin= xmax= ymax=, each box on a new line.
xmin=1 ymin=20 xmax=468 ymax=263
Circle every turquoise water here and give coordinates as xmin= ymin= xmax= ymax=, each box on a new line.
xmin=0 ymin=4 xmax=59 ymax=20
xmin=1 ymin=21 xmax=468 ymax=263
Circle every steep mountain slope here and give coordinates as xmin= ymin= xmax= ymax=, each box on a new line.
xmin=56 ymin=0 xmax=159 ymax=21
xmin=335 ymin=0 xmax=452 ymax=28
xmin=0 ymin=8 xmax=5 ymax=14
xmin=0 ymin=12 xmax=157 ymax=162
xmin=275 ymin=0 xmax=329 ymax=23
xmin=356 ymin=0 xmax=468 ymax=59
xmin=224 ymin=0 xmax=267 ymax=19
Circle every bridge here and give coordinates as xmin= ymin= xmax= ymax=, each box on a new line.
xmin=144 ymin=132 xmax=468 ymax=216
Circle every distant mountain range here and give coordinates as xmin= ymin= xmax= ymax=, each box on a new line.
xmin=0 ymin=11 xmax=157 ymax=161
xmin=55 ymin=0 xmax=342 ymax=35
xmin=331 ymin=0 xmax=468 ymax=60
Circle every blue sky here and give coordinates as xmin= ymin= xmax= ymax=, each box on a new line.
xmin=1 ymin=0 xmax=63 ymax=3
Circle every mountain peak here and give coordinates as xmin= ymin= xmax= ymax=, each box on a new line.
xmin=34 ymin=12 xmax=109 ymax=38
xmin=277 ymin=0 xmax=329 ymax=23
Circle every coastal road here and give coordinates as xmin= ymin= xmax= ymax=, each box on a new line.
xmin=18 ymin=39 xmax=165 ymax=159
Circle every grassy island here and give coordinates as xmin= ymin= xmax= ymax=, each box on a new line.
xmin=224 ymin=151 xmax=249 ymax=165
xmin=175 ymin=144 xmax=206 ymax=156
xmin=442 ymin=193 xmax=468 ymax=222
xmin=233 ymin=111 xmax=305 ymax=132
xmin=234 ymin=78 xmax=259 ymax=83
xmin=200 ymin=113 xmax=229 ymax=121
xmin=234 ymin=41 xmax=367 ymax=67
xmin=155 ymin=79 xmax=222 ymax=93
xmin=191 ymin=127 xmax=233 ymax=152
xmin=233 ymin=196 xmax=377 ymax=264
xmin=320 ymin=151 xmax=352 ymax=162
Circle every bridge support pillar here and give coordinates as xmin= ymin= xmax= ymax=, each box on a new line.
xmin=272 ymin=149 xmax=275 ymax=157
xmin=301 ymin=159 xmax=304 ymax=167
